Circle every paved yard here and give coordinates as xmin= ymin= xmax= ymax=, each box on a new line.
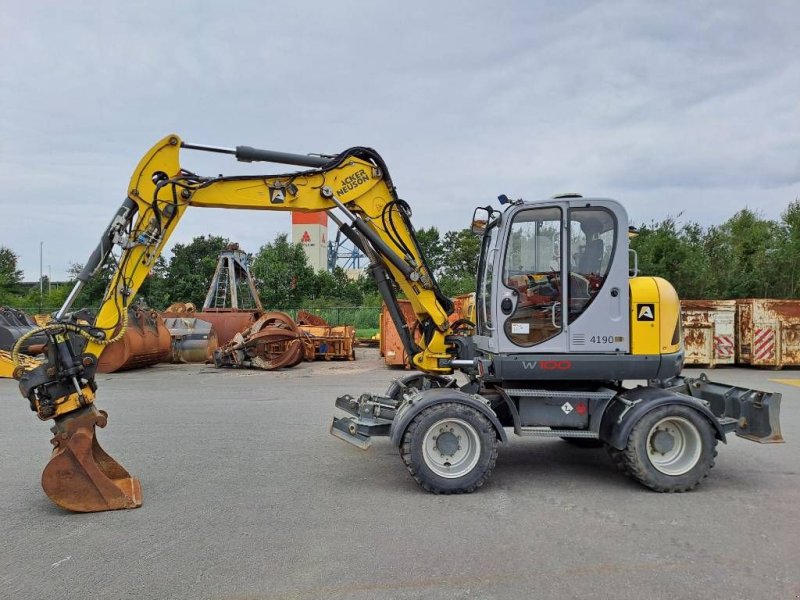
xmin=1 ymin=348 xmax=798 ymax=599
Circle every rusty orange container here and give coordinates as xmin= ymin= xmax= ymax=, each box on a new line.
xmin=449 ymin=292 xmax=476 ymax=325
xmin=298 ymin=325 xmax=356 ymax=360
xmin=380 ymin=300 xmax=421 ymax=368
xmin=681 ymin=300 xmax=736 ymax=367
xmin=97 ymin=308 xmax=171 ymax=373
xmin=737 ymin=299 xmax=800 ymax=368
xmin=193 ymin=309 xmax=260 ymax=346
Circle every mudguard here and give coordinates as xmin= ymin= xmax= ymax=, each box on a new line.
xmin=600 ymin=386 xmax=727 ymax=451
xmin=389 ymin=388 xmax=508 ymax=446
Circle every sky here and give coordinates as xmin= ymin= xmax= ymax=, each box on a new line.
xmin=1 ymin=0 xmax=798 ymax=280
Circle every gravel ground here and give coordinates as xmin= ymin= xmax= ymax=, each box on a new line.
xmin=1 ymin=348 xmax=798 ymax=600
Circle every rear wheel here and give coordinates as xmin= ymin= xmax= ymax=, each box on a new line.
xmin=400 ymin=402 xmax=498 ymax=494
xmin=619 ymin=405 xmax=717 ymax=492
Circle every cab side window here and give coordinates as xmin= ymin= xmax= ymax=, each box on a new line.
xmin=568 ymin=208 xmax=616 ymax=323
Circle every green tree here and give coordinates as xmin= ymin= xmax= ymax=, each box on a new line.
xmin=774 ymin=200 xmax=800 ymax=297
xmin=438 ymin=228 xmax=481 ymax=296
xmin=716 ymin=209 xmax=780 ymax=298
xmin=414 ymin=226 xmax=445 ymax=276
xmin=631 ymin=217 xmax=715 ymax=299
xmin=251 ymin=233 xmax=315 ymax=307
xmin=67 ymin=259 xmax=115 ymax=309
xmin=137 ymin=255 xmax=170 ymax=309
xmin=162 ymin=235 xmax=230 ymax=307
xmin=309 ymin=267 xmax=364 ymax=306
xmin=67 ymin=252 xmax=170 ymax=312
xmin=0 ymin=246 xmax=23 ymax=301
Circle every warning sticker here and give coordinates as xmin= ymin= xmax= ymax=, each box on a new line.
xmin=511 ymin=323 xmax=530 ymax=335
xmin=561 ymin=402 xmax=574 ymax=414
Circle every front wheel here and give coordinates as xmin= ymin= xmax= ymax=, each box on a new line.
xmin=618 ymin=405 xmax=717 ymax=492
xmin=400 ymin=402 xmax=499 ymax=494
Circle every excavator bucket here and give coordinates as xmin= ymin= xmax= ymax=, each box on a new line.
xmin=41 ymin=409 xmax=142 ymax=512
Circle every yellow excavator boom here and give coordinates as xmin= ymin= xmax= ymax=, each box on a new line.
xmin=14 ymin=134 xmax=457 ymax=512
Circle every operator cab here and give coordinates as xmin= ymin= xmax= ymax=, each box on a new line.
xmin=471 ymin=197 xmax=630 ymax=358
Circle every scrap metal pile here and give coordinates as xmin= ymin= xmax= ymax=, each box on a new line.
xmin=1 ymin=246 xmax=360 ymax=378
xmin=213 ymin=311 xmax=310 ymax=370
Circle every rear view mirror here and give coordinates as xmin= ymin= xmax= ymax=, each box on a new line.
xmin=471 ymin=207 xmax=490 ymax=236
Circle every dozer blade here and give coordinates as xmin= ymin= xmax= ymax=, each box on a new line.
xmin=41 ymin=408 xmax=142 ymax=512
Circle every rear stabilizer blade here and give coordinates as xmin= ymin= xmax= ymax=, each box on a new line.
xmin=330 ymin=416 xmax=372 ymax=450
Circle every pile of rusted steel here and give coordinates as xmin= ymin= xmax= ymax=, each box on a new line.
xmin=211 ymin=310 xmax=357 ymax=370
xmin=213 ymin=311 xmax=309 ymax=370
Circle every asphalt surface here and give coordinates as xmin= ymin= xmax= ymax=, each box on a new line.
xmin=1 ymin=348 xmax=798 ymax=600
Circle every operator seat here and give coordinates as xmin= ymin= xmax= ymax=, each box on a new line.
xmin=578 ymin=238 xmax=604 ymax=274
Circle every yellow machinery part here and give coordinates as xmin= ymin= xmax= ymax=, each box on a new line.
xmin=654 ymin=276 xmax=681 ymax=354
xmin=0 ymin=350 xmax=42 ymax=379
xmin=629 ymin=276 xmax=682 ymax=355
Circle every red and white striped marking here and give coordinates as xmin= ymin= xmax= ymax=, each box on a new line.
xmin=754 ymin=328 xmax=775 ymax=362
xmin=714 ymin=335 xmax=734 ymax=358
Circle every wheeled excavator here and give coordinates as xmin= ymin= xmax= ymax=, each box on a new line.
xmin=10 ymin=135 xmax=783 ymax=512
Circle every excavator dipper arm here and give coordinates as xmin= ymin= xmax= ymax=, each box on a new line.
xmin=15 ymin=134 xmax=456 ymax=512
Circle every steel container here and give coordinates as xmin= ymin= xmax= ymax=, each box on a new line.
xmin=380 ymin=300 xmax=420 ymax=368
xmin=299 ymin=325 xmax=356 ymax=360
xmin=681 ymin=300 xmax=736 ymax=367
xmin=737 ymin=299 xmax=800 ymax=368
xmin=162 ymin=317 xmax=218 ymax=363
xmin=450 ymin=292 xmax=476 ymax=324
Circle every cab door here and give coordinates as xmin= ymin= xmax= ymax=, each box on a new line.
xmin=565 ymin=202 xmax=630 ymax=353
xmin=495 ymin=204 xmax=568 ymax=354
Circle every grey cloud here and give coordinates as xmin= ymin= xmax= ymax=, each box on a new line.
xmin=1 ymin=1 xmax=798 ymax=279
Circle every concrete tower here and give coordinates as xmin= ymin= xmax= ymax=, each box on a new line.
xmin=292 ymin=212 xmax=328 ymax=271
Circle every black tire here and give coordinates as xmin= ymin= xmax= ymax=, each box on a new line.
xmin=386 ymin=373 xmax=455 ymax=402
xmin=605 ymin=444 xmax=629 ymax=474
xmin=618 ymin=405 xmax=717 ymax=492
xmin=400 ymin=402 xmax=499 ymax=494
xmin=560 ymin=437 xmax=605 ymax=449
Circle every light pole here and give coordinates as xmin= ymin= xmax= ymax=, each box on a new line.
xmin=39 ymin=241 xmax=43 ymax=313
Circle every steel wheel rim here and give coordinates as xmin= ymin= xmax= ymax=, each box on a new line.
xmin=646 ymin=416 xmax=702 ymax=476
xmin=421 ymin=418 xmax=481 ymax=479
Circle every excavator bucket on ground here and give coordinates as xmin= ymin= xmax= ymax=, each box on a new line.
xmin=41 ymin=407 xmax=142 ymax=512
xmin=96 ymin=307 xmax=171 ymax=373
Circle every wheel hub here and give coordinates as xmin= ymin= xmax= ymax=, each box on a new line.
xmin=651 ymin=429 xmax=676 ymax=454
xmin=421 ymin=418 xmax=481 ymax=479
xmin=434 ymin=430 xmax=460 ymax=456
xmin=646 ymin=416 xmax=703 ymax=476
